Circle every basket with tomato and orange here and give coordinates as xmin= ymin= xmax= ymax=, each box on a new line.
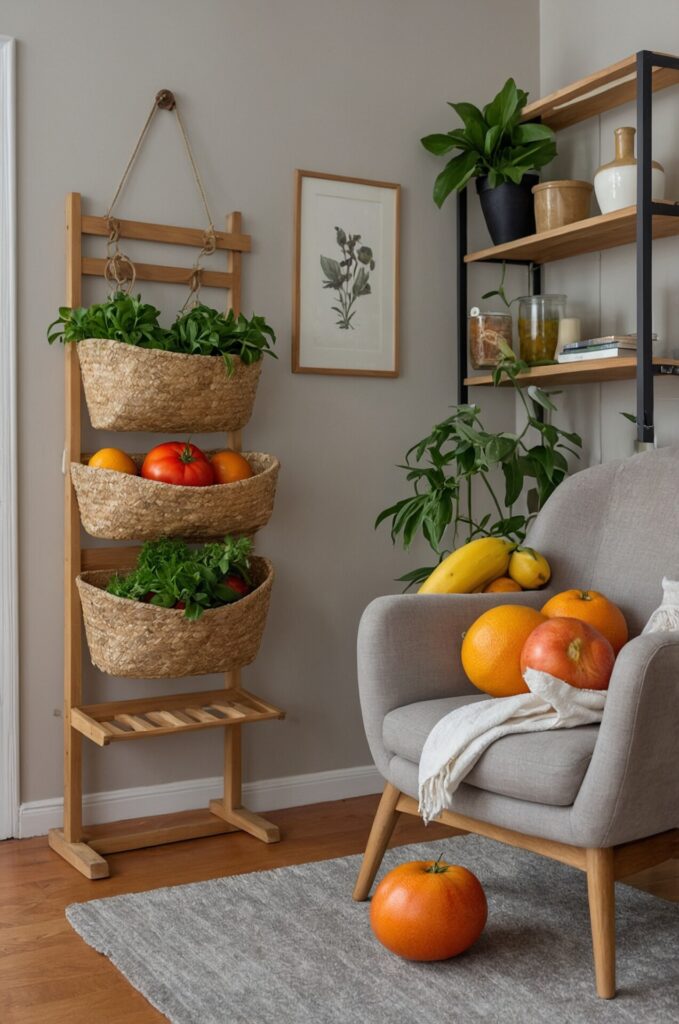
xmin=71 ymin=441 xmax=279 ymax=541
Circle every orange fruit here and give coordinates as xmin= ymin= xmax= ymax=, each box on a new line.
xmin=88 ymin=447 xmax=137 ymax=475
xmin=540 ymin=589 xmax=628 ymax=654
xmin=210 ymin=450 xmax=253 ymax=484
xmin=461 ymin=604 xmax=547 ymax=697
xmin=483 ymin=576 xmax=522 ymax=593
xmin=370 ymin=859 xmax=487 ymax=961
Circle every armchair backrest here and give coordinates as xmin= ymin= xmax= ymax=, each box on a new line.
xmin=526 ymin=447 xmax=679 ymax=636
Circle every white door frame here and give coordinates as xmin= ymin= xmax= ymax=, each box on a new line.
xmin=0 ymin=34 xmax=19 ymax=840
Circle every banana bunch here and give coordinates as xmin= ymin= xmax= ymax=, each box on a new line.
xmin=418 ymin=538 xmax=515 ymax=595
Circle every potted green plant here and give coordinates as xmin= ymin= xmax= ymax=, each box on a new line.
xmin=421 ymin=78 xmax=556 ymax=244
xmin=375 ymin=343 xmax=582 ymax=589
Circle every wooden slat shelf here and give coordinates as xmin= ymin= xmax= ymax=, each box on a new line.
xmin=465 ymin=203 xmax=679 ymax=266
xmin=520 ymin=52 xmax=679 ymax=132
xmin=71 ymin=687 xmax=285 ymax=747
xmin=465 ymin=357 xmax=679 ymax=389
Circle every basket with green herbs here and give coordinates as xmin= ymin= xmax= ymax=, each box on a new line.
xmin=76 ymin=537 xmax=275 ymax=679
xmin=47 ymin=293 xmax=276 ymax=433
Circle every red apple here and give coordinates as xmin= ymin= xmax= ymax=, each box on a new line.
xmin=520 ymin=616 xmax=615 ymax=690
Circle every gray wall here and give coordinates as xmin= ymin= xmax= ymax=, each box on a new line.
xmin=539 ymin=1 xmax=679 ymax=463
xmin=5 ymin=0 xmax=539 ymax=804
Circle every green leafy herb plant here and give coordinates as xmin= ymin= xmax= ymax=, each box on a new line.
xmin=421 ymin=78 xmax=556 ymax=208
xmin=47 ymin=293 xmax=276 ymax=374
xmin=47 ymin=292 xmax=165 ymax=347
xmin=376 ymin=342 xmax=582 ymax=589
xmin=321 ymin=226 xmax=375 ymax=330
xmin=106 ymin=536 xmax=254 ymax=620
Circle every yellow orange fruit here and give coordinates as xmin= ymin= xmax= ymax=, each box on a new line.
xmin=508 ymin=547 xmax=551 ymax=589
xmin=483 ymin=576 xmax=522 ymax=593
xmin=461 ymin=604 xmax=547 ymax=697
xmin=540 ymin=589 xmax=628 ymax=654
xmin=210 ymin=450 xmax=253 ymax=484
xmin=88 ymin=447 xmax=137 ymax=475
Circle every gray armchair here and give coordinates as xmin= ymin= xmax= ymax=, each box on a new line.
xmin=354 ymin=448 xmax=679 ymax=998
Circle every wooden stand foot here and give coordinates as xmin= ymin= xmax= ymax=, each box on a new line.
xmin=48 ymin=828 xmax=109 ymax=879
xmin=209 ymin=799 xmax=280 ymax=843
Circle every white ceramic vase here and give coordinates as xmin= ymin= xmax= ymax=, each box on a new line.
xmin=594 ymin=127 xmax=665 ymax=214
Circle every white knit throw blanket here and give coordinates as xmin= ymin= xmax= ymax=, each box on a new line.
xmin=418 ymin=669 xmax=607 ymax=824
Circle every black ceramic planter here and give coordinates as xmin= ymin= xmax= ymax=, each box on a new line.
xmin=476 ymin=174 xmax=539 ymax=245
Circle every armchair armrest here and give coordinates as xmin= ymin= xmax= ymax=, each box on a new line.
xmin=573 ymin=631 xmax=679 ymax=848
xmin=357 ymin=591 xmax=547 ymax=777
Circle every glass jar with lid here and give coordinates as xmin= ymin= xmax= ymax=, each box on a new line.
xmin=517 ymin=294 xmax=566 ymax=363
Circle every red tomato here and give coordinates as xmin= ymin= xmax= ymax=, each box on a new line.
xmin=141 ymin=442 xmax=215 ymax=487
xmin=520 ymin=616 xmax=614 ymax=690
xmin=222 ymin=574 xmax=251 ymax=598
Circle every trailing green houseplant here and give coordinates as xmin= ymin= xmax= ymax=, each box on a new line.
xmin=47 ymin=292 xmax=276 ymax=373
xmin=376 ymin=342 xmax=582 ymax=589
xmin=421 ymin=77 xmax=556 ymax=243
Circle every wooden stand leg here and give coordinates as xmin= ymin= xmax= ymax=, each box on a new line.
xmin=208 ymin=670 xmax=280 ymax=844
xmin=352 ymin=783 xmax=402 ymax=901
xmin=587 ymin=847 xmax=616 ymax=998
xmin=48 ymin=828 xmax=109 ymax=880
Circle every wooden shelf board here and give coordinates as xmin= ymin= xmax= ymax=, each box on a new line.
xmin=71 ymin=687 xmax=285 ymax=746
xmin=521 ymin=53 xmax=679 ymax=132
xmin=465 ymin=357 xmax=679 ymax=389
xmin=464 ymin=204 xmax=679 ymax=266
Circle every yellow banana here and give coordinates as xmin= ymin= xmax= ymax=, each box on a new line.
xmin=418 ymin=537 xmax=515 ymax=595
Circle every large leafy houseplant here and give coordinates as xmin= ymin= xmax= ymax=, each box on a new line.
xmin=421 ymin=77 xmax=556 ymax=208
xmin=376 ymin=344 xmax=582 ymax=589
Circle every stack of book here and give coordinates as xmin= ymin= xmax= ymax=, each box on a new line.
xmin=557 ymin=334 xmax=657 ymax=363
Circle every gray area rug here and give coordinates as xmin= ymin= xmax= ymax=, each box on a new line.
xmin=66 ymin=836 xmax=679 ymax=1024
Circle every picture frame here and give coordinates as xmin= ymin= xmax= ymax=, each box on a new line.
xmin=292 ymin=170 xmax=400 ymax=377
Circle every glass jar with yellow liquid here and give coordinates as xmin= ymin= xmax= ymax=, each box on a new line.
xmin=517 ymin=295 xmax=566 ymax=363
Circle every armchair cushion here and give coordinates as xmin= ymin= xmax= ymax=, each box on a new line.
xmin=383 ymin=696 xmax=599 ymax=807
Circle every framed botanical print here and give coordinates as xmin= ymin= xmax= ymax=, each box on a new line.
xmin=292 ymin=170 xmax=400 ymax=376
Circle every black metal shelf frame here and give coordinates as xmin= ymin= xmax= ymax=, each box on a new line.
xmin=457 ymin=49 xmax=679 ymax=447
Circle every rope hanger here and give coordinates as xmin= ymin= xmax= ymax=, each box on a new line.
xmin=103 ymin=88 xmax=217 ymax=308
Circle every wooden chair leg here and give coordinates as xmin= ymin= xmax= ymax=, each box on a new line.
xmin=352 ymin=783 xmax=401 ymax=901
xmin=586 ymin=847 xmax=616 ymax=998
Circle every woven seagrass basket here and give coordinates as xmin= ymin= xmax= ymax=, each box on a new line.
xmin=77 ymin=339 xmax=263 ymax=432
xmin=71 ymin=452 xmax=279 ymax=540
xmin=76 ymin=557 xmax=274 ymax=678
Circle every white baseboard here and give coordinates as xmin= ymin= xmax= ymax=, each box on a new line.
xmin=18 ymin=764 xmax=383 ymax=839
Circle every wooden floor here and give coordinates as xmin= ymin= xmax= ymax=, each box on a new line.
xmin=1 ymin=795 xmax=677 ymax=1024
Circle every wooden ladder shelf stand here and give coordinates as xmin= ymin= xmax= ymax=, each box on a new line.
xmin=49 ymin=193 xmax=284 ymax=880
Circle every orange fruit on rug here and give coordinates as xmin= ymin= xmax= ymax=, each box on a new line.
xmin=88 ymin=447 xmax=137 ymax=475
xmin=483 ymin=576 xmax=522 ymax=593
xmin=461 ymin=604 xmax=547 ymax=697
xmin=370 ymin=859 xmax=487 ymax=961
xmin=540 ymin=589 xmax=628 ymax=654
xmin=210 ymin=449 xmax=254 ymax=484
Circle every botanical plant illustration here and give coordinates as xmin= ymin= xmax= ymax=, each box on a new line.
xmin=320 ymin=227 xmax=375 ymax=329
